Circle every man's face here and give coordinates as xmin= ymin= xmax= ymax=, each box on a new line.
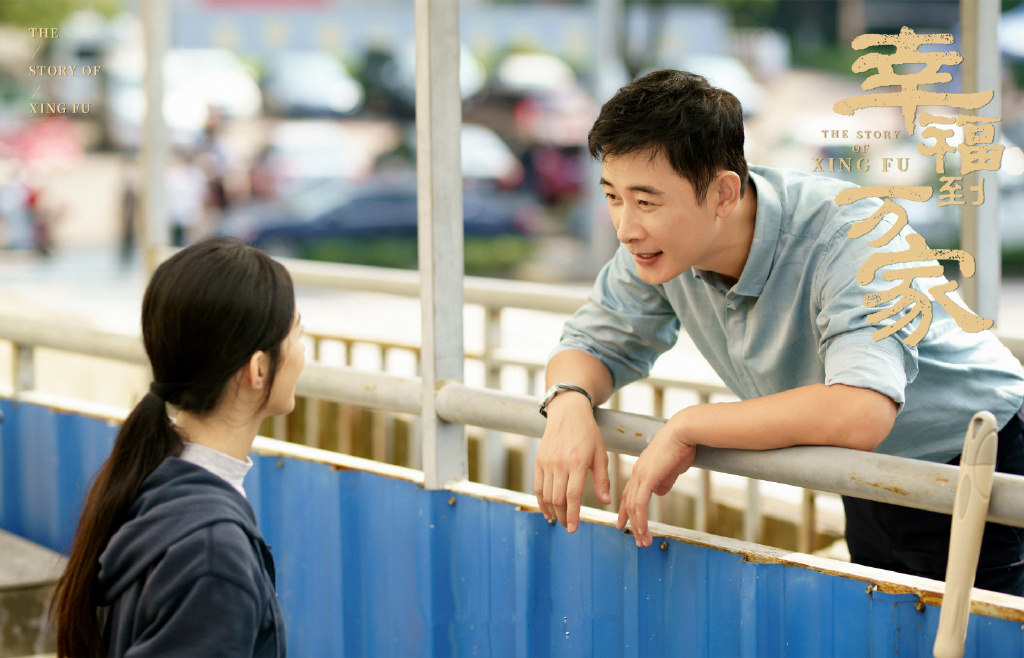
xmin=600 ymin=150 xmax=721 ymax=285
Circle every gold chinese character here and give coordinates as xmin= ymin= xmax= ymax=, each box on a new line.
xmin=959 ymin=143 xmax=1004 ymax=175
xmin=837 ymin=186 xmax=932 ymax=247
xmin=971 ymin=178 xmax=985 ymax=205
xmin=857 ymin=233 xmax=993 ymax=346
xmin=937 ymin=177 xmax=965 ymax=206
xmin=833 ymin=27 xmax=993 ymax=133
xmin=918 ymin=114 xmax=956 ymax=174
xmin=960 ymin=115 xmax=1000 ymax=145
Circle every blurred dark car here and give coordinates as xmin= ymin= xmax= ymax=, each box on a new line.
xmin=216 ymin=176 xmax=541 ymax=273
xmin=376 ymin=122 xmax=525 ymax=192
xmin=249 ymin=120 xmax=376 ymax=200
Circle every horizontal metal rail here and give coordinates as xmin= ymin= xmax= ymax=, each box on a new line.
xmin=153 ymin=247 xmax=594 ymax=316
xmin=5 ymin=311 xmax=1024 ymax=530
xmin=0 ymin=318 xmax=147 ymax=365
xmin=270 ymin=255 xmax=1024 ymax=357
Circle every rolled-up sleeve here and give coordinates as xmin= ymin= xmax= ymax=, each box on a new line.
xmin=552 ymin=246 xmax=680 ymax=390
xmin=823 ymin=333 xmax=916 ymax=408
xmin=815 ymin=213 xmax=923 ymax=411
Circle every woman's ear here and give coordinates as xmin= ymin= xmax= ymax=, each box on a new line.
xmin=246 ymin=351 xmax=270 ymax=391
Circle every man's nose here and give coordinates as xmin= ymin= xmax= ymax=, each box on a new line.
xmin=616 ymin=205 xmax=642 ymax=243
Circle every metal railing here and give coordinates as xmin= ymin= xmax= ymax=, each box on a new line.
xmin=258 ymin=256 xmax=783 ymax=546
xmin=4 ymin=287 xmax=1024 ymax=545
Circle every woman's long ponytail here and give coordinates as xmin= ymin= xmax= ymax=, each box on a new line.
xmin=52 ymin=392 xmax=182 ymax=657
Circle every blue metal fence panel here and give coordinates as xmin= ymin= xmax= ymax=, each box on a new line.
xmin=0 ymin=399 xmax=117 ymax=551
xmin=4 ymin=399 xmax=1024 ymax=657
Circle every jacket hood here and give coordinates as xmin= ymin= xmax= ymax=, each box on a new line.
xmin=96 ymin=457 xmax=259 ymax=603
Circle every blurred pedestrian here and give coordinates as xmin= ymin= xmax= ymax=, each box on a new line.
xmin=0 ymin=166 xmax=33 ymax=250
xmin=167 ymin=153 xmax=207 ymax=247
xmin=200 ymin=107 xmax=233 ymax=215
xmin=119 ymin=159 xmax=138 ymax=266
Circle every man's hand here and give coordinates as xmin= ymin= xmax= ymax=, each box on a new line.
xmin=533 ymin=393 xmax=611 ymax=533
xmin=616 ymin=423 xmax=696 ymax=547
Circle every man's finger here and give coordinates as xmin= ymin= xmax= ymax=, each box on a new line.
xmin=630 ymin=483 xmax=655 ymax=552
xmin=624 ymin=478 xmax=654 ymax=547
xmin=534 ymin=463 xmax=552 ymax=521
xmin=593 ymin=450 xmax=611 ymax=505
xmin=565 ymin=467 xmax=587 ymax=533
xmin=551 ymin=470 xmax=569 ymax=529
xmin=631 ymin=500 xmax=650 ymax=547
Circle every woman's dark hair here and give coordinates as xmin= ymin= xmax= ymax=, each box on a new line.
xmin=52 ymin=237 xmax=295 ymax=657
xmin=587 ymin=69 xmax=749 ymax=202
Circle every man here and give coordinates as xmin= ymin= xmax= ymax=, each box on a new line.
xmin=534 ymin=69 xmax=1024 ymax=594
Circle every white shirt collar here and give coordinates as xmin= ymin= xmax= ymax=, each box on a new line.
xmin=179 ymin=442 xmax=253 ymax=498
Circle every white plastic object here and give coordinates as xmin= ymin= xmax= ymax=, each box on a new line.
xmin=933 ymin=411 xmax=999 ymax=658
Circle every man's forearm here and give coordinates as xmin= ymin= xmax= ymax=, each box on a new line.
xmin=544 ymin=349 xmax=615 ymax=412
xmin=666 ymin=383 xmax=897 ymax=452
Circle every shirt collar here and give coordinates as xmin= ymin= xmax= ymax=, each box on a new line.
xmin=699 ymin=167 xmax=780 ymax=299
xmin=179 ymin=441 xmax=253 ymax=498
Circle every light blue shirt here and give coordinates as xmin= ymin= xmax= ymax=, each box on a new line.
xmin=557 ymin=166 xmax=1024 ymax=461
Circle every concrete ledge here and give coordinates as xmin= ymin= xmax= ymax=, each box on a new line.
xmin=0 ymin=530 xmax=66 ymax=658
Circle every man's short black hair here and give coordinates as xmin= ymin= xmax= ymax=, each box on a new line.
xmin=587 ymin=69 xmax=749 ymax=202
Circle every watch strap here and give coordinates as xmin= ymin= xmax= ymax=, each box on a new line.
xmin=539 ymin=383 xmax=594 ymax=418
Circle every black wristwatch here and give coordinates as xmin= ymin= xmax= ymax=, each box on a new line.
xmin=539 ymin=383 xmax=594 ymax=418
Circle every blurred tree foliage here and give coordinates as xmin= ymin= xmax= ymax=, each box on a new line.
xmin=0 ymin=0 xmax=122 ymax=28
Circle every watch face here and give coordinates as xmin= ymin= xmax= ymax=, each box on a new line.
xmin=540 ymin=384 xmax=564 ymax=417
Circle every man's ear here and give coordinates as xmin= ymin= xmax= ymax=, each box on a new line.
xmin=246 ymin=351 xmax=269 ymax=391
xmin=714 ymin=170 xmax=742 ymax=218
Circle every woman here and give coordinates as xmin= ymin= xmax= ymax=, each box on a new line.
xmin=52 ymin=237 xmax=305 ymax=657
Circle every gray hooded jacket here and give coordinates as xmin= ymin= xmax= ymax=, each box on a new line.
xmin=97 ymin=457 xmax=285 ymax=657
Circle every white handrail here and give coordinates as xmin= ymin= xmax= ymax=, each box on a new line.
xmin=5 ymin=312 xmax=1024 ymax=529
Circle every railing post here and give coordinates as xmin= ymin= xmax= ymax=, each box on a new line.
xmin=958 ymin=0 xmax=1001 ymax=322
xmin=302 ymin=337 xmax=322 ymax=447
xmin=480 ymin=305 xmax=507 ymax=486
xmin=744 ymin=480 xmax=761 ymax=544
xmin=695 ymin=392 xmax=714 ymax=533
xmin=416 ymin=0 xmax=467 ymax=489
xmin=140 ymin=0 xmax=170 ymax=276
xmin=799 ymin=489 xmax=817 ymax=553
xmin=13 ymin=344 xmax=34 ymax=395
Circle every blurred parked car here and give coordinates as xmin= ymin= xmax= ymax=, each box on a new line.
xmin=464 ymin=51 xmax=597 ymax=204
xmin=217 ymin=175 xmax=541 ymax=273
xmin=103 ymin=48 xmax=261 ymax=150
xmin=461 ymin=123 xmax=526 ymax=190
xmin=261 ymin=50 xmax=364 ymax=118
xmin=376 ymin=123 xmax=524 ymax=192
xmin=250 ymin=121 xmax=377 ymax=200
xmin=467 ymin=51 xmax=596 ymax=148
